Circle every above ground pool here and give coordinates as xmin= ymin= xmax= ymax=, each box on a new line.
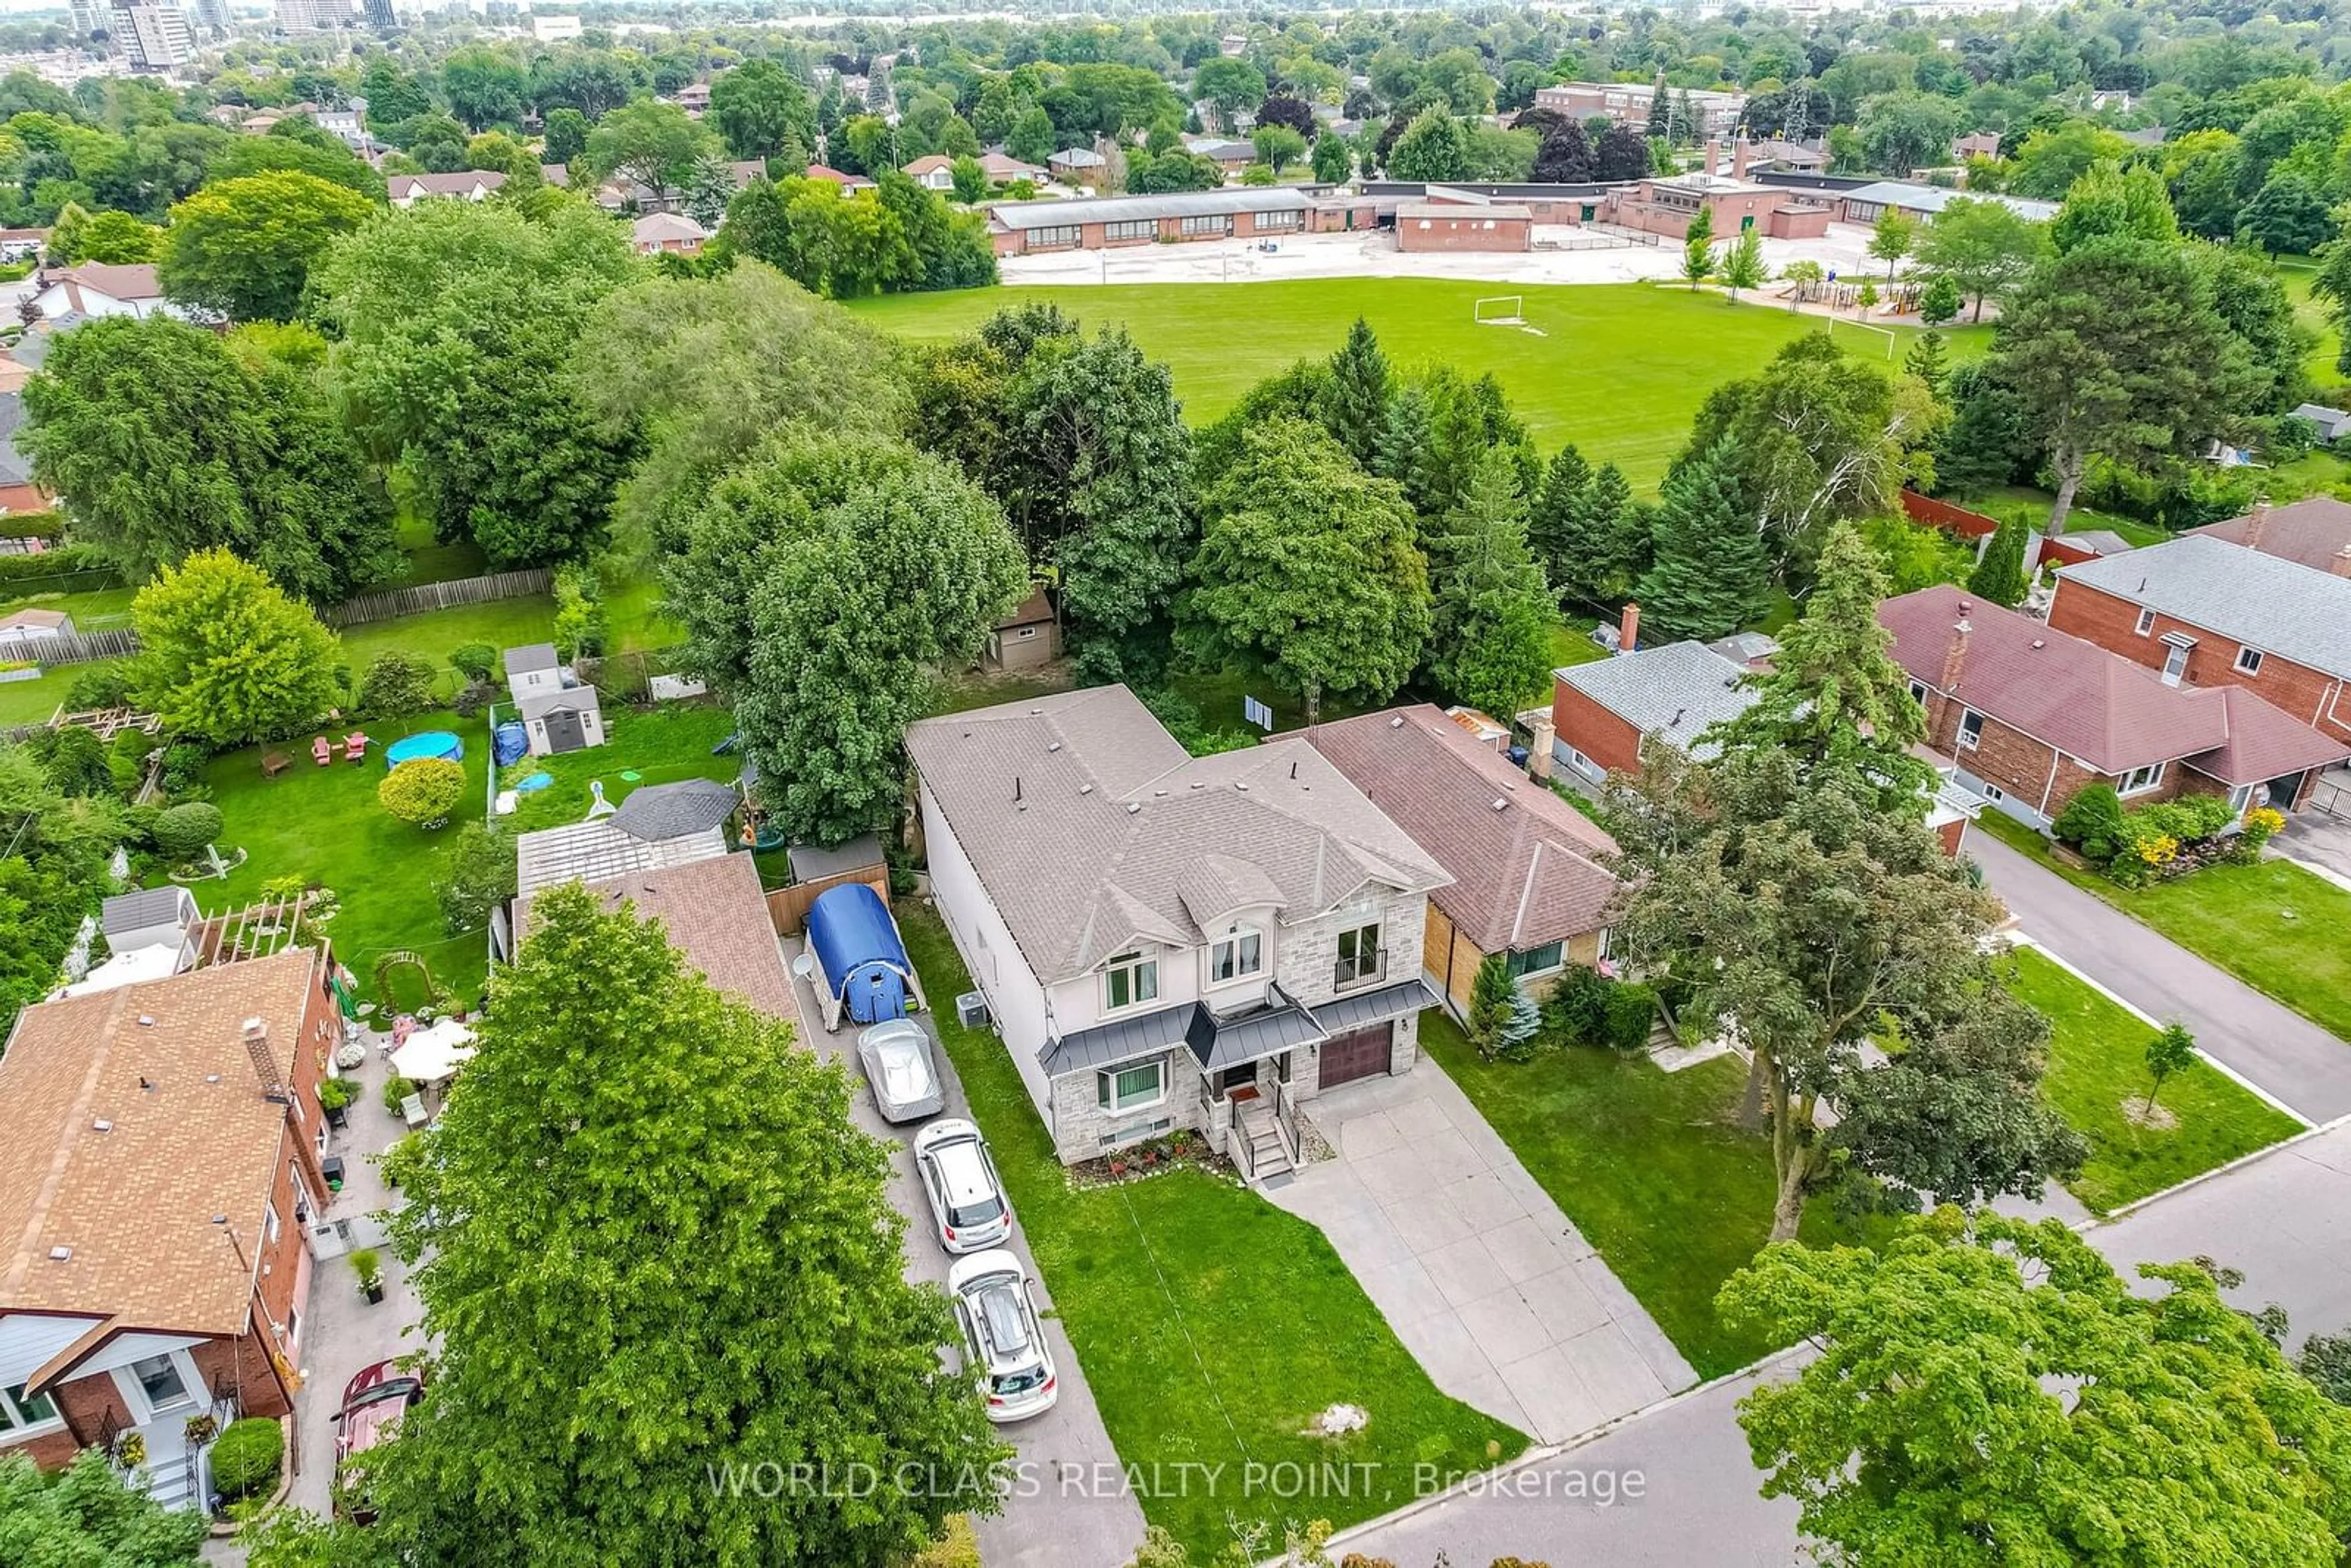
xmin=384 ymin=730 xmax=463 ymax=769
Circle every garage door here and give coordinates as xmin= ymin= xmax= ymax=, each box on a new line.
xmin=1319 ymin=1024 xmax=1393 ymax=1089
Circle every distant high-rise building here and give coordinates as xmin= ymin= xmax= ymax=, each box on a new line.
xmin=68 ymin=0 xmax=105 ymax=39
xmin=276 ymin=0 xmax=352 ymax=31
xmin=111 ymin=0 xmax=195 ymax=68
xmin=193 ymin=0 xmax=228 ymax=32
xmin=360 ymin=0 xmax=397 ymax=28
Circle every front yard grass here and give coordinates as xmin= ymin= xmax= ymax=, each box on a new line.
xmin=898 ymin=906 xmax=1527 ymax=1559
xmin=1976 ymin=811 xmax=2351 ymax=1043
xmin=1416 ymin=1010 xmax=1895 ymax=1381
xmin=200 ymin=708 xmax=490 ymax=1011
xmin=2003 ymin=947 xmax=2301 ymax=1212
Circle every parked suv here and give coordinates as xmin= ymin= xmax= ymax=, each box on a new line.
xmin=947 ymin=1250 xmax=1057 ymax=1422
xmin=912 ymin=1119 xmax=1013 ymax=1254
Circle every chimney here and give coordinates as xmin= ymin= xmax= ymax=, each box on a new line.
xmin=1526 ymin=715 xmax=1556 ymax=780
xmin=1941 ymin=603 xmax=1972 ymax=693
xmin=2244 ymin=496 xmax=2271 ymax=552
xmin=1619 ymin=601 xmax=1641 ymax=654
xmin=243 ymin=1017 xmax=288 ymax=1105
xmin=2331 ymin=543 xmax=2351 ymax=580
xmin=1703 ymin=139 xmax=1722 ymax=176
xmin=1731 ymin=133 xmax=1752 ymax=179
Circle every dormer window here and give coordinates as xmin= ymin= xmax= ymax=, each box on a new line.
xmin=1103 ymin=951 xmax=1158 ymax=1012
xmin=1210 ymin=924 xmax=1263 ymax=984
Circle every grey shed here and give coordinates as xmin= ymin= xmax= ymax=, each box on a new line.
xmin=610 ymin=778 xmax=741 ymax=843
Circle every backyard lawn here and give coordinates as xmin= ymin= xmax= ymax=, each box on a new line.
xmin=2003 ymin=946 xmax=2301 ymax=1212
xmin=899 ymin=906 xmax=1526 ymax=1558
xmin=1977 ymin=812 xmax=2351 ymax=1043
xmin=1417 ymin=1010 xmax=1895 ymax=1380
xmin=498 ymin=703 xmax=740 ymax=837
xmin=850 ymin=280 xmax=1976 ymax=491
xmin=339 ymin=598 xmax=560 ymax=689
xmin=200 ymin=708 xmax=492 ymax=1011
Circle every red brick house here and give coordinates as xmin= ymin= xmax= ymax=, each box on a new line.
xmin=0 ymin=947 xmax=339 ymax=1508
xmin=1305 ymin=705 xmax=1620 ymax=1019
xmin=1549 ymin=630 xmax=1761 ymax=786
xmin=2047 ymin=516 xmax=2351 ymax=748
xmin=1882 ymin=585 xmax=2349 ymax=827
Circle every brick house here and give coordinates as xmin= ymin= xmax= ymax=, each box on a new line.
xmin=1303 ymin=706 xmax=1620 ymax=1020
xmin=1882 ymin=585 xmax=2349 ymax=827
xmin=2189 ymin=495 xmax=2351 ymax=571
xmin=1550 ymin=631 xmax=1761 ymax=786
xmin=513 ymin=847 xmax=793 ymax=1019
xmin=901 ymin=154 xmax=957 ymax=191
xmin=2048 ymin=521 xmax=2351 ymax=748
xmin=0 ymin=947 xmax=339 ymax=1509
xmin=386 ymin=170 xmax=506 ymax=206
xmin=906 ymin=686 xmax=1448 ymax=1180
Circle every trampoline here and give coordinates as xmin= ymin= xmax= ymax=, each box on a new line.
xmin=384 ymin=730 xmax=463 ymax=770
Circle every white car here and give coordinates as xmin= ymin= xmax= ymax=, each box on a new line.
xmin=947 ymin=1250 xmax=1057 ymax=1423
xmin=912 ymin=1119 xmax=1013 ymax=1254
xmin=856 ymin=1019 xmax=943 ymax=1123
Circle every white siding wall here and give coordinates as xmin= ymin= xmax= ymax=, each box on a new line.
xmin=918 ymin=781 xmax=1056 ymax=1125
xmin=0 ymin=1311 xmax=102 ymax=1389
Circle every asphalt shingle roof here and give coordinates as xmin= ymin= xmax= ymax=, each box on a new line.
xmin=2060 ymin=535 xmax=2351 ymax=679
xmin=2191 ymin=496 xmax=2351 ymax=575
xmin=1557 ymin=642 xmax=1761 ymax=759
xmin=514 ymin=853 xmax=792 ymax=1019
xmin=610 ymin=778 xmax=740 ymax=843
xmin=906 ymin=685 xmax=1449 ymax=986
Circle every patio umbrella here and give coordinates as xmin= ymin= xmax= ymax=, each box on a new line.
xmin=389 ymin=1019 xmax=479 ymax=1085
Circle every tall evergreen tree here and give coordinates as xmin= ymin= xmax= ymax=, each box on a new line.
xmin=1550 ymin=460 xmax=1642 ymax=610
xmin=1428 ymin=449 xmax=1554 ymax=715
xmin=1635 ymin=440 xmax=1769 ymax=642
xmin=1319 ymin=316 xmax=1392 ymax=466
xmin=1527 ymin=442 xmax=1592 ymax=595
xmin=1903 ymin=329 xmax=1951 ymax=400
xmin=1374 ymin=380 xmax=1439 ymax=514
xmin=1968 ymin=513 xmax=2031 ymax=607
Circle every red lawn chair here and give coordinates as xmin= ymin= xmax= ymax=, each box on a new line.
xmin=343 ymin=732 xmax=370 ymax=763
xmin=312 ymin=735 xmax=333 ymax=766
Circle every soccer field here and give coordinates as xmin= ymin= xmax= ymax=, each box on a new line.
xmin=850 ymin=279 xmax=1984 ymax=490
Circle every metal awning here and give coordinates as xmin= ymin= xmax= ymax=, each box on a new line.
xmin=1187 ymin=1000 xmax=1325 ymax=1073
xmin=1310 ymin=977 xmax=1440 ymax=1036
xmin=2159 ymin=630 xmax=2199 ymax=648
xmin=1043 ymin=1003 xmax=1199 ymax=1075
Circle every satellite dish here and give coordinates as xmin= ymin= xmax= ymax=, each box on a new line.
xmin=791 ymin=952 xmax=817 ymax=981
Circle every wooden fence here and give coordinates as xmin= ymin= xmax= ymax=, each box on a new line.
xmin=1899 ymin=489 xmax=2000 ymax=539
xmin=324 ymin=568 xmax=555 ymax=627
xmin=9 ymin=626 xmax=140 ymax=666
xmin=764 ymin=866 xmax=891 ymax=937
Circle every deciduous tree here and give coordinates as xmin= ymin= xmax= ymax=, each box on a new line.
xmin=1388 ymin=108 xmax=1471 ymax=181
xmin=1913 ymin=196 xmax=2048 ymax=321
xmin=1182 ymin=418 xmax=1431 ymax=722
xmin=709 ymin=58 xmax=816 ymax=163
xmin=2143 ymin=1020 xmax=2197 ymax=1116
xmin=1867 ymin=207 xmax=1914 ymax=280
xmin=0 ymin=1449 xmax=206 ymax=1568
xmin=585 ymin=99 xmax=718 ymax=203
xmin=367 ymin=883 xmax=1008 ymax=1566
xmin=2237 ymin=168 xmax=2334 ymax=258
xmin=159 ymin=170 xmax=377 ymax=321
xmin=1681 ymin=200 xmax=1715 ymax=288
xmin=1720 ymin=1210 xmax=2351 ymax=1561
xmin=129 ymin=549 xmax=339 ymax=747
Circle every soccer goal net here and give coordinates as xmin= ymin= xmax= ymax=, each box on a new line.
xmin=1472 ymin=295 xmax=1525 ymax=326
xmin=1826 ymin=315 xmax=1897 ymax=360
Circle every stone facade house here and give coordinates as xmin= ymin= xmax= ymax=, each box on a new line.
xmin=0 ymin=948 xmax=339 ymax=1510
xmin=1882 ymin=585 xmax=2348 ymax=827
xmin=906 ymin=686 xmax=1448 ymax=1181
xmin=1303 ymin=706 xmax=1621 ymax=1019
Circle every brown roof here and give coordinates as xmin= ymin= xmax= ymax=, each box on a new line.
xmin=0 ymin=606 xmax=68 ymax=628
xmin=1305 ymin=705 xmax=1619 ymax=953
xmin=51 ymin=262 xmax=160 ymax=302
xmin=2193 ymin=497 xmax=2351 ymax=574
xmin=902 ymin=154 xmax=954 ymax=175
xmin=994 ymin=582 xmax=1054 ymax=630
xmin=1880 ymin=585 xmax=2345 ymax=782
xmin=515 ymin=853 xmax=793 ymax=1019
xmin=0 ymin=948 xmax=321 ymax=1339
xmin=387 ymin=171 xmax=506 ymax=198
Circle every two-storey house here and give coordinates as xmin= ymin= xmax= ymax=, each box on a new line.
xmin=906 ymin=686 xmax=1449 ymax=1182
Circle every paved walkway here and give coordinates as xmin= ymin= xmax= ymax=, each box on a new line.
xmin=778 ymin=938 xmax=1146 ymax=1568
xmin=1972 ymin=833 xmax=2351 ymax=1122
xmin=1267 ymin=1068 xmax=1695 ymax=1446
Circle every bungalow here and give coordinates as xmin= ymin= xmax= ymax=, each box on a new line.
xmin=2047 ymin=517 xmax=2351 ymax=748
xmin=512 ymin=845 xmax=790 ymax=1018
xmin=802 ymin=162 xmax=876 ymax=192
xmin=977 ymin=151 xmax=1044 ymax=185
xmin=1048 ymin=146 xmax=1108 ymax=187
xmin=1882 ymin=585 xmax=2349 ymax=824
xmin=0 ymin=948 xmax=338 ymax=1507
xmin=386 ymin=170 xmax=506 ymax=206
xmin=1304 ymin=706 xmax=1621 ymax=1020
xmin=30 ymin=263 xmax=179 ymax=321
xmin=1184 ymin=137 xmax=1256 ymax=173
xmin=1549 ymin=632 xmax=1761 ymax=785
xmin=631 ymin=211 xmax=708 ymax=255
xmin=673 ymin=82 xmax=710 ymax=114
xmin=902 ymin=154 xmax=958 ymax=191
xmin=906 ymin=685 xmax=1449 ymax=1179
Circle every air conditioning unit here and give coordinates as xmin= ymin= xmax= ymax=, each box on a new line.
xmin=955 ymin=991 xmax=991 ymax=1029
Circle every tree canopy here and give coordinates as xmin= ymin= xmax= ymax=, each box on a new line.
xmin=129 ymin=548 xmax=340 ymax=747
xmin=160 ymin=169 xmax=378 ymax=321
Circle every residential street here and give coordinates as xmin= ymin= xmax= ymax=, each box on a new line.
xmin=1971 ymin=833 xmax=2351 ymax=1122
xmin=777 ymin=938 xmax=1147 ymax=1568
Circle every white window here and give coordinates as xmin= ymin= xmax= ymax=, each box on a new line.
xmin=2134 ymin=607 xmax=2156 ymax=636
xmin=1980 ymin=781 xmax=2006 ymax=802
xmin=1957 ymin=710 xmax=1985 ymax=750
xmin=263 ymin=1200 xmax=281 ymax=1245
xmin=128 ymin=1352 xmax=192 ymax=1414
xmin=2120 ymin=761 xmax=2166 ymax=796
xmin=1097 ymin=1059 xmax=1166 ymax=1114
xmin=1028 ymin=223 xmax=1081 ymax=248
xmin=1335 ymin=922 xmax=1382 ymax=985
xmin=1209 ymin=925 xmax=1262 ymax=984
xmin=2228 ymin=782 xmax=2255 ymax=814
xmin=1103 ymin=951 xmax=1158 ymax=1011
xmin=1104 ymin=219 xmax=1154 ymax=241
xmin=0 ymin=1382 xmax=61 ymax=1436
xmin=2234 ymin=647 xmax=2263 ymax=675
xmin=1908 ymin=679 xmax=1929 ymax=705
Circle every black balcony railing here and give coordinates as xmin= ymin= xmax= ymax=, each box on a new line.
xmin=1332 ymin=948 xmax=1387 ymax=991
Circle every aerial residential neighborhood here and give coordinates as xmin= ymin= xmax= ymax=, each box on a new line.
xmin=9 ymin=2 xmax=2351 ymax=1567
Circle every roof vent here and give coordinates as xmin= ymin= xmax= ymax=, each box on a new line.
xmin=91 ymin=1119 xmax=111 ymax=1133
xmin=136 ymin=1015 xmax=154 ymax=1027
xmin=1079 ymin=784 xmax=1094 ymax=795
xmin=2031 ymin=639 xmax=2045 ymax=649
xmin=1190 ymin=781 xmax=1204 ymax=790
xmin=1126 ymin=803 xmax=1142 ymax=815
xmin=1491 ymin=798 xmax=1509 ymax=812
xmin=1390 ymin=716 xmax=1404 ymax=729
xmin=205 ymin=1073 xmax=221 ymax=1084
xmin=1048 ymin=741 xmax=1062 ymax=752
xmin=48 ymin=1245 xmax=69 ymax=1262
xmin=1234 ymin=781 xmax=1249 ymax=791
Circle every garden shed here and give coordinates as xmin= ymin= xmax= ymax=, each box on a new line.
xmin=800 ymin=882 xmax=924 ymax=1030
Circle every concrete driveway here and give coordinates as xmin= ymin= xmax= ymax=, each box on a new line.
xmin=779 ymin=937 xmax=1146 ymax=1568
xmin=1265 ymin=1068 xmax=1695 ymax=1446
xmin=1973 ymin=833 xmax=2351 ymax=1122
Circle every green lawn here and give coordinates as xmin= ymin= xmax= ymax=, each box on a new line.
xmin=850 ymin=280 xmax=1978 ymax=490
xmin=1976 ymin=812 xmax=2351 ymax=1044
xmin=898 ymin=906 xmax=1526 ymax=1557
xmin=383 ymin=503 xmax=492 ymax=588
xmin=1965 ymin=486 xmax=2169 ymax=548
xmin=1547 ymin=618 xmax=1608 ymax=670
xmin=200 ymin=708 xmax=491 ymax=1011
xmin=338 ymin=598 xmax=560 ymax=691
xmin=1417 ymin=1010 xmax=1894 ymax=1380
xmin=2003 ymin=947 xmax=2301 ymax=1213
xmin=0 ymin=582 xmax=137 ymax=629
xmin=0 ymin=667 xmax=80 ymax=727
xmin=499 ymin=703 xmax=740 ymax=836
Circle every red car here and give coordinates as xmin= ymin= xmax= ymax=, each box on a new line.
xmin=332 ymin=1359 xmax=425 ymax=1523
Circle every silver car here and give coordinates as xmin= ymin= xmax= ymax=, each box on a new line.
xmin=947 ymin=1249 xmax=1057 ymax=1423
xmin=912 ymin=1119 xmax=1013 ymax=1253
xmin=856 ymin=1019 xmax=943 ymax=1123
